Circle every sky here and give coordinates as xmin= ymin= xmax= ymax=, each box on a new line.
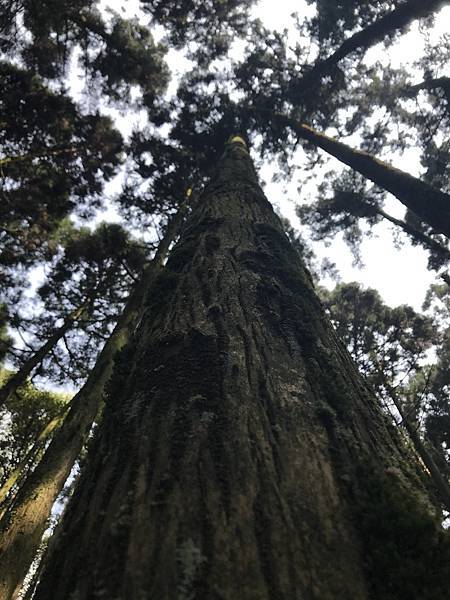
xmin=91 ymin=0 xmax=450 ymax=312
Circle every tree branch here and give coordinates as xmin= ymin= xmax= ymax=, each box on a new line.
xmin=290 ymin=0 xmax=449 ymax=97
xmin=263 ymin=109 xmax=450 ymax=239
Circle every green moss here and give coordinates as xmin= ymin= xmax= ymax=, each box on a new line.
xmin=254 ymin=222 xmax=313 ymax=295
xmin=315 ymin=401 xmax=337 ymax=431
xmin=104 ymin=343 xmax=136 ymax=408
xmin=166 ymin=218 xmax=224 ymax=272
xmin=354 ymin=464 xmax=450 ymax=600
xmin=311 ymin=351 xmax=355 ymax=417
xmin=253 ymin=222 xmax=357 ymax=418
xmin=183 ymin=216 xmax=224 ymax=239
xmin=204 ymin=233 xmax=221 ymax=255
xmin=253 ymin=223 xmax=322 ymax=335
xmin=166 ymin=238 xmax=198 ymax=273
xmin=176 ymin=538 xmax=206 ymax=600
xmin=145 ymin=269 xmax=179 ymax=313
xmin=254 ymin=222 xmax=292 ymax=252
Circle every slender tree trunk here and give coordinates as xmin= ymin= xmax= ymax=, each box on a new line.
xmin=384 ymin=384 xmax=450 ymax=513
xmin=32 ymin=138 xmax=449 ymax=600
xmin=291 ymin=0 xmax=448 ymax=96
xmin=0 ymin=304 xmax=87 ymax=408
xmin=0 ymin=201 xmax=188 ymax=600
xmin=269 ymin=112 xmax=450 ymax=239
xmin=0 ymin=409 xmax=67 ymax=509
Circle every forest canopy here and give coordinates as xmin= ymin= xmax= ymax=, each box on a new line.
xmin=1 ymin=1 xmax=450 ymax=598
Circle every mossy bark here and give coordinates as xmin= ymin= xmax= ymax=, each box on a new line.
xmin=0 ymin=204 xmax=187 ymax=600
xmin=0 ymin=410 xmax=66 ymax=510
xmin=33 ymin=139 xmax=449 ymax=600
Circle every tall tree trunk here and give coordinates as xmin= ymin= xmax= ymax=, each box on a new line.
xmin=0 ymin=201 xmax=188 ymax=600
xmin=0 ymin=408 xmax=67 ymax=510
xmin=269 ymin=111 xmax=450 ymax=239
xmin=0 ymin=304 xmax=87 ymax=408
xmin=32 ymin=138 xmax=449 ymax=600
xmin=291 ymin=0 xmax=448 ymax=97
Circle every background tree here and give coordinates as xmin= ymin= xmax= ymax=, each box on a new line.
xmin=0 ymin=223 xmax=147 ymax=407
xmin=30 ymin=222 xmax=148 ymax=384
xmin=0 ymin=372 xmax=70 ymax=510
xmin=142 ymin=0 xmax=255 ymax=65
xmin=1 ymin=0 xmax=169 ymax=102
xmin=0 ymin=62 xmax=123 ymax=290
xmin=420 ymin=283 xmax=450 ymax=473
xmin=291 ymin=22 xmax=450 ymax=275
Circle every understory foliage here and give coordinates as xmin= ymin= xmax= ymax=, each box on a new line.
xmin=1 ymin=0 xmax=450 ymax=596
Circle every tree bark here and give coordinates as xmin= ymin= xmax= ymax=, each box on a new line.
xmin=0 ymin=409 xmax=67 ymax=510
xmin=291 ymin=0 xmax=449 ymax=97
xmin=395 ymin=397 xmax=450 ymax=513
xmin=378 ymin=373 xmax=450 ymax=513
xmin=32 ymin=138 xmax=450 ymax=600
xmin=0 ymin=201 xmax=188 ymax=600
xmin=271 ymin=112 xmax=450 ymax=239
